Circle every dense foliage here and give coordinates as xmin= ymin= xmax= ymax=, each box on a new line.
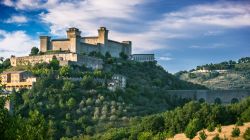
xmin=0 ymin=58 xmax=11 ymax=73
xmin=92 ymin=97 xmax=250 ymax=140
xmin=0 ymin=59 xmax=206 ymax=139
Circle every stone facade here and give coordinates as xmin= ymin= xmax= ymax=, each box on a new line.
xmin=0 ymin=71 xmax=36 ymax=91
xmin=10 ymin=52 xmax=103 ymax=69
xmin=131 ymin=54 xmax=155 ymax=62
xmin=40 ymin=27 xmax=132 ymax=58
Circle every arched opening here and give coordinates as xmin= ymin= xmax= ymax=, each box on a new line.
xmin=198 ymin=98 xmax=205 ymax=103
xmin=231 ymin=98 xmax=239 ymax=104
xmin=214 ymin=98 xmax=222 ymax=104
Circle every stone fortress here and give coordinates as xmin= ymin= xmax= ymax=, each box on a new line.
xmin=40 ymin=27 xmax=132 ymax=58
xmin=10 ymin=27 xmax=155 ymax=69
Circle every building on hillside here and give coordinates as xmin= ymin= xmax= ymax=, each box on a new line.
xmin=10 ymin=27 xmax=133 ymax=69
xmin=0 ymin=71 xmax=36 ymax=91
xmin=40 ymin=27 xmax=132 ymax=58
xmin=131 ymin=54 xmax=155 ymax=62
xmin=108 ymin=74 xmax=126 ymax=91
xmin=10 ymin=53 xmax=103 ymax=69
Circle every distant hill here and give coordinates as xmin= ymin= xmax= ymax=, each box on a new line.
xmin=175 ymin=57 xmax=250 ymax=90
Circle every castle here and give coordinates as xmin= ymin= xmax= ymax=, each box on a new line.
xmin=10 ymin=27 xmax=134 ymax=69
xmin=40 ymin=27 xmax=131 ymax=57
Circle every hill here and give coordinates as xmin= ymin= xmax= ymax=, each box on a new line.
xmin=176 ymin=57 xmax=250 ymax=90
xmin=0 ymin=58 xmax=206 ymax=139
xmin=170 ymin=122 xmax=250 ymax=140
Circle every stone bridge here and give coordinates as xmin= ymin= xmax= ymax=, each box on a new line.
xmin=167 ymin=90 xmax=250 ymax=104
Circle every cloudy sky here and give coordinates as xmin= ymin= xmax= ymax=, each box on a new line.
xmin=0 ymin=0 xmax=250 ymax=73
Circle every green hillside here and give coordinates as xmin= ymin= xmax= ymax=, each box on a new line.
xmin=0 ymin=58 xmax=206 ymax=139
xmin=176 ymin=57 xmax=250 ymax=90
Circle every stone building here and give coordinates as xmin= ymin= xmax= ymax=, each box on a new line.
xmin=108 ymin=74 xmax=126 ymax=91
xmin=131 ymin=54 xmax=155 ymax=62
xmin=10 ymin=53 xmax=103 ymax=69
xmin=0 ymin=71 xmax=36 ymax=91
xmin=10 ymin=27 xmax=134 ymax=69
xmin=40 ymin=27 xmax=132 ymax=57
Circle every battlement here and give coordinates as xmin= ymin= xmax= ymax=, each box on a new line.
xmin=40 ymin=27 xmax=131 ymax=57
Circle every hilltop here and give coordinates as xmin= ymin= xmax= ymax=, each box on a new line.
xmin=0 ymin=57 xmax=206 ymax=139
xmin=175 ymin=57 xmax=250 ymax=90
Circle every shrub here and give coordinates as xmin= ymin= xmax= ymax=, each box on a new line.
xmin=236 ymin=118 xmax=244 ymax=126
xmin=231 ymin=127 xmax=240 ymax=137
xmin=212 ymin=134 xmax=220 ymax=140
xmin=217 ymin=124 xmax=222 ymax=133
xmin=243 ymin=127 xmax=250 ymax=140
xmin=207 ymin=122 xmax=216 ymax=132
xmin=185 ymin=118 xmax=202 ymax=139
xmin=199 ymin=130 xmax=207 ymax=140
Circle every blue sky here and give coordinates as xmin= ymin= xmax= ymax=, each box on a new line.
xmin=0 ymin=0 xmax=250 ymax=73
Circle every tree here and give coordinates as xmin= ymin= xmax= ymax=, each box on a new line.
xmin=63 ymin=81 xmax=75 ymax=92
xmin=49 ymin=56 xmax=59 ymax=70
xmin=185 ymin=118 xmax=202 ymax=139
xmin=105 ymin=52 xmax=111 ymax=58
xmin=217 ymin=124 xmax=222 ymax=133
xmin=66 ymin=98 xmax=76 ymax=109
xmin=59 ymin=66 xmax=71 ymax=77
xmin=119 ymin=52 xmax=128 ymax=60
xmin=24 ymin=110 xmax=48 ymax=139
xmin=243 ymin=127 xmax=250 ymax=140
xmin=207 ymin=122 xmax=216 ymax=132
xmin=30 ymin=47 xmax=39 ymax=56
xmin=212 ymin=134 xmax=220 ymax=140
xmin=231 ymin=127 xmax=240 ymax=137
xmin=199 ymin=130 xmax=207 ymax=140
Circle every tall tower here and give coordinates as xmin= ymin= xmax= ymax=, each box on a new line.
xmin=67 ymin=27 xmax=81 ymax=53
xmin=40 ymin=36 xmax=51 ymax=52
xmin=98 ymin=27 xmax=109 ymax=45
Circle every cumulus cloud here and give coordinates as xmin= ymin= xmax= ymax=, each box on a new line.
xmin=0 ymin=30 xmax=38 ymax=59
xmin=5 ymin=15 xmax=28 ymax=23
xmin=2 ymin=0 xmax=250 ymax=53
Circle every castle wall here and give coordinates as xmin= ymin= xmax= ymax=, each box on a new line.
xmin=79 ymin=43 xmax=100 ymax=54
xmin=10 ymin=53 xmax=103 ymax=69
xmin=107 ymin=40 xmax=125 ymax=57
xmin=167 ymin=90 xmax=250 ymax=104
xmin=10 ymin=53 xmax=78 ymax=66
xmin=51 ymin=40 xmax=70 ymax=51
xmin=82 ymin=37 xmax=99 ymax=45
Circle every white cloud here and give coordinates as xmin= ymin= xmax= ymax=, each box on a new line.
xmin=5 ymin=15 xmax=28 ymax=23
xmin=2 ymin=1 xmax=250 ymax=53
xmin=0 ymin=30 xmax=38 ymax=59
xmin=157 ymin=56 xmax=173 ymax=61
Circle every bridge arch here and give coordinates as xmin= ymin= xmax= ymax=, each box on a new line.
xmin=214 ymin=97 xmax=222 ymax=104
xmin=198 ymin=98 xmax=205 ymax=103
xmin=231 ymin=98 xmax=239 ymax=104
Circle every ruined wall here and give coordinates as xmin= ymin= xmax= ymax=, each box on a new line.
xmin=167 ymin=90 xmax=250 ymax=104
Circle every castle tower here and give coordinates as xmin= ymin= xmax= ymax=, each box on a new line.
xmin=122 ymin=41 xmax=132 ymax=56
xmin=67 ymin=27 xmax=81 ymax=53
xmin=40 ymin=36 xmax=51 ymax=52
xmin=98 ymin=27 xmax=109 ymax=45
